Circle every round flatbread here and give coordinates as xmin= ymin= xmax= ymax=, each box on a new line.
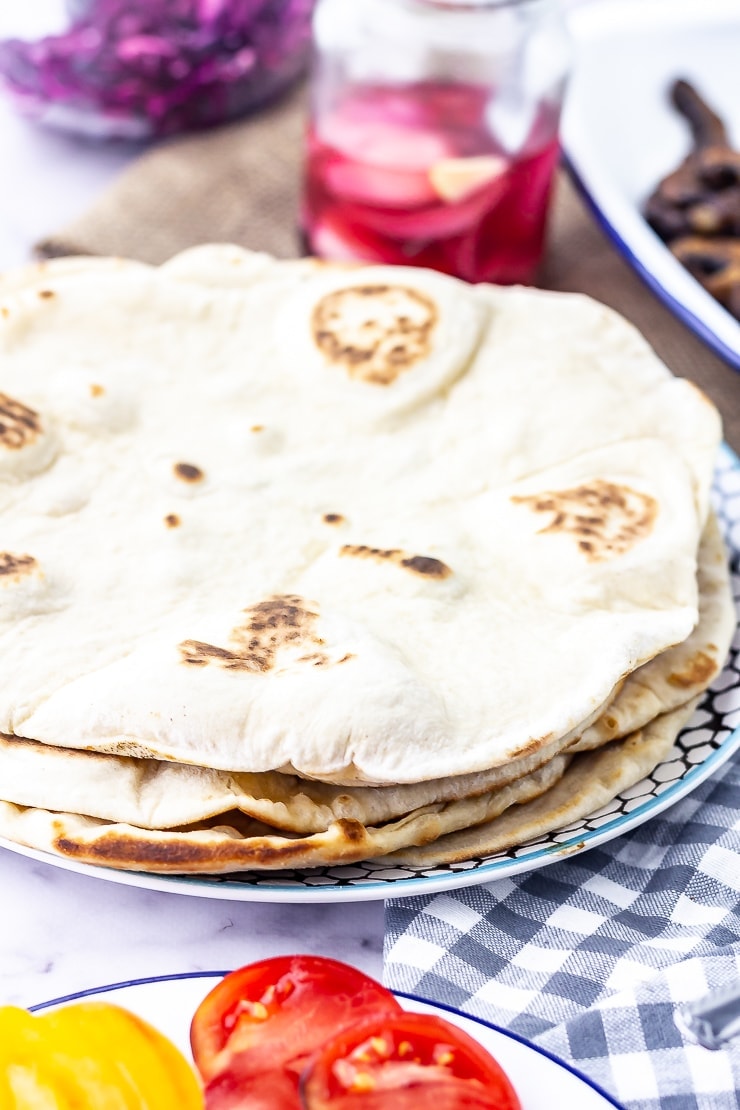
xmin=0 ymin=249 xmax=716 ymax=786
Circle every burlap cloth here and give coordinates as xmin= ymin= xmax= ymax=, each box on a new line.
xmin=37 ymin=84 xmax=740 ymax=451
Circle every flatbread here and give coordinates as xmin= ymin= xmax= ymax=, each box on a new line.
xmin=0 ymin=245 xmax=732 ymax=876
xmin=388 ymin=699 xmax=701 ymax=867
xmin=0 ymin=700 xmax=700 ymax=874
xmin=570 ymin=512 xmax=734 ymax=751
xmin=0 ymin=513 xmax=730 ymax=833
xmin=0 ymin=709 xmax=596 ymax=833
xmin=0 ymin=754 xmax=571 ymax=873
xmin=0 ymin=249 xmax=716 ymax=786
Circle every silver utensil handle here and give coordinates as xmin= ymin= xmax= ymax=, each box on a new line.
xmin=675 ymin=982 xmax=740 ymax=1049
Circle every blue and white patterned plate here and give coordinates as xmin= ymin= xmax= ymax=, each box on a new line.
xmin=2 ymin=448 xmax=740 ymax=903
xmin=29 ymin=972 xmax=626 ymax=1110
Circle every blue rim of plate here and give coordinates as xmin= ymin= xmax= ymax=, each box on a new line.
xmin=562 ymin=154 xmax=740 ymax=374
xmin=4 ymin=447 xmax=740 ymax=903
xmin=28 ymin=970 xmax=627 ymax=1110
xmin=398 ymin=990 xmax=626 ymax=1110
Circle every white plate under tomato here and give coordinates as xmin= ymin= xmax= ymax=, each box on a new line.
xmin=29 ymin=972 xmax=625 ymax=1110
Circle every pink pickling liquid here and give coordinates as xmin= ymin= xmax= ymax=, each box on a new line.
xmin=302 ymin=82 xmax=561 ymax=285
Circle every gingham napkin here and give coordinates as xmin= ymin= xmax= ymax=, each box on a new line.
xmin=383 ymin=753 xmax=740 ymax=1110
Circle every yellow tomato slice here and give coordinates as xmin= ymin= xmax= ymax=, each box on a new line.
xmin=0 ymin=1004 xmax=101 ymax=1109
xmin=0 ymin=1001 xmax=203 ymax=1110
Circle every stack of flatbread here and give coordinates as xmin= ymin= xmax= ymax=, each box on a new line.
xmin=0 ymin=246 xmax=733 ymax=874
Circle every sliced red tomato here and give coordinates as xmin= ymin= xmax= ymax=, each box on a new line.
xmin=300 ymin=1011 xmax=522 ymax=1110
xmin=190 ymin=955 xmax=401 ymax=1093
xmin=202 ymin=1058 xmax=301 ymax=1110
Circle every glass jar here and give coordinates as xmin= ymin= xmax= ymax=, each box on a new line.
xmin=0 ymin=0 xmax=315 ymax=139
xmin=301 ymin=0 xmax=571 ymax=284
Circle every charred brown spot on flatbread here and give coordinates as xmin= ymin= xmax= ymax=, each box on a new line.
xmin=38 ymin=289 xmax=56 ymax=300
xmin=512 ymin=480 xmax=658 ymax=561
xmin=400 ymin=554 xmax=452 ymax=579
xmin=667 ymin=649 xmax=717 ymax=688
xmin=297 ymin=651 xmax=330 ymax=667
xmin=0 ymin=393 xmax=42 ymax=450
xmin=334 ymin=817 xmax=366 ymax=844
xmin=179 ymin=642 xmax=241 ymax=668
xmin=0 ymin=553 xmax=37 ymax=580
xmin=513 ymin=734 xmax=552 ymax=760
xmin=89 ymin=383 xmax=105 ymax=398
xmin=311 ymin=284 xmax=438 ymax=385
xmin=323 ymin=512 xmax=345 ymax=525
xmin=53 ymin=815 xmax=371 ymax=869
xmin=164 ymin=513 xmax=181 ymax=529
xmin=174 ymin=462 xmax=204 ymax=483
xmin=179 ymin=594 xmax=333 ymax=673
xmin=51 ymin=826 xmax=278 ymax=867
xmin=341 ymin=544 xmax=452 ymax=579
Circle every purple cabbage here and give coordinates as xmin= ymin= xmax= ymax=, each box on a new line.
xmin=0 ymin=0 xmax=314 ymax=137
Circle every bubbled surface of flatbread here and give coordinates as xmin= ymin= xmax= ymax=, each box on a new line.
xmin=0 ymin=247 xmax=720 ymax=783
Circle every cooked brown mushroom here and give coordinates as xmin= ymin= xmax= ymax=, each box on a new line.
xmin=670 ymin=236 xmax=740 ymax=320
xmin=671 ymin=78 xmax=728 ymax=149
xmin=645 ymin=80 xmax=740 ymax=319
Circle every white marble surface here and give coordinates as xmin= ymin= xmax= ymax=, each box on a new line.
xmin=0 ymin=92 xmax=386 ymax=1013
xmin=0 ymin=845 xmax=385 ymax=1009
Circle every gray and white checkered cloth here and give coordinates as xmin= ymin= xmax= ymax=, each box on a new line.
xmin=383 ymin=752 xmax=740 ymax=1110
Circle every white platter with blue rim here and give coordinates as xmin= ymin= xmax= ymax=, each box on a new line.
xmin=562 ymin=0 xmax=740 ymax=371
xmin=29 ymin=971 xmax=626 ymax=1110
xmin=2 ymin=447 xmax=740 ymax=903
